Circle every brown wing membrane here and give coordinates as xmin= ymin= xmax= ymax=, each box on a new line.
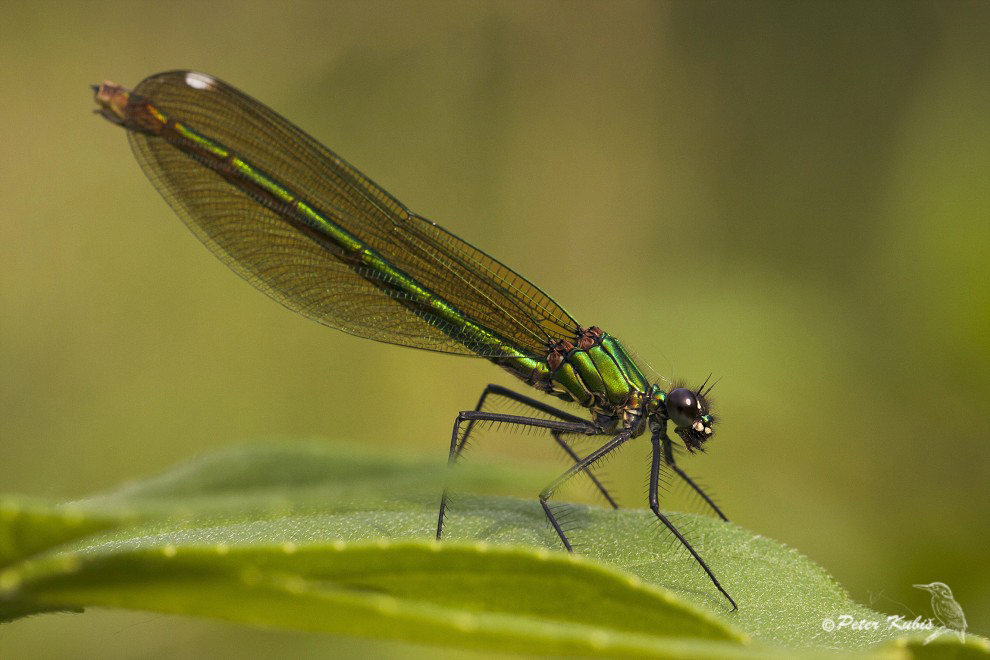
xmin=126 ymin=71 xmax=577 ymax=358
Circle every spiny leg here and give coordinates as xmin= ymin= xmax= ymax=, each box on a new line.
xmin=436 ymin=410 xmax=594 ymax=540
xmin=539 ymin=431 xmax=633 ymax=551
xmin=456 ymin=384 xmax=589 ymax=457
xmin=455 ymin=384 xmax=618 ymax=507
xmin=660 ymin=427 xmax=728 ymax=521
xmin=550 ymin=430 xmax=619 ymax=509
xmin=650 ymin=429 xmax=737 ymax=610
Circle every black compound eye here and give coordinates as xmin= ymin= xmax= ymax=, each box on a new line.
xmin=666 ymin=388 xmax=701 ymax=428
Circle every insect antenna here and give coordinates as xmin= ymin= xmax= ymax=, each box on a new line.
xmin=702 ymin=376 xmax=722 ymax=398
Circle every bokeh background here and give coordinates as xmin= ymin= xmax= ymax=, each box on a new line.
xmin=2 ymin=1 xmax=987 ymax=656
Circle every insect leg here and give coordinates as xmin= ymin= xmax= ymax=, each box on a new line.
xmin=456 ymin=384 xmax=589 ymax=456
xmin=436 ymin=411 xmax=593 ymax=541
xmin=650 ymin=429 xmax=737 ymax=610
xmin=539 ymin=430 xmax=633 ymax=551
xmin=660 ymin=427 xmax=728 ymax=521
xmin=458 ymin=385 xmax=617 ymax=506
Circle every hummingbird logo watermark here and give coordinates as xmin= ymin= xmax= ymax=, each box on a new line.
xmin=914 ymin=582 xmax=967 ymax=644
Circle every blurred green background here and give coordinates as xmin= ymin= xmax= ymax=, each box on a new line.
xmin=1 ymin=1 xmax=988 ymax=656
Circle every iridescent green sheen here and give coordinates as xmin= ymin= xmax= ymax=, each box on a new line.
xmin=566 ymin=351 xmax=605 ymax=397
xmin=586 ymin=344 xmax=633 ymax=405
xmin=552 ymin=362 xmax=594 ymax=406
xmin=94 ymin=71 xmax=735 ymax=610
xmin=128 ymin=89 xmax=531 ymax=364
xmin=600 ymin=334 xmax=650 ymax=394
xmin=95 ymin=72 xmax=670 ymax=421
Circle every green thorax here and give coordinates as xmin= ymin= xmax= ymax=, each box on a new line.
xmin=500 ymin=326 xmax=651 ymax=418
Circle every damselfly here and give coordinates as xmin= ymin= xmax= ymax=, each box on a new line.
xmin=94 ymin=71 xmax=735 ymax=609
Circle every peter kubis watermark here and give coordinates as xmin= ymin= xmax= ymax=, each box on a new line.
xmin=821 ymin=614 xmax=935 ymax=633
xmin=822 ymin=581 xmax=968 ymax=645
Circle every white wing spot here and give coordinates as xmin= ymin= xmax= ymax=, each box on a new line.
xmin=185 ymin=72 xmax=216 ymax=90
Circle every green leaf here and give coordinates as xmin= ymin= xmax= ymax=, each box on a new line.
xmin=0 ymin=441 xmax=985 ymax=658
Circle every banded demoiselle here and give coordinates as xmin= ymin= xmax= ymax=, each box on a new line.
xmin=94 ymin=71 xmax=736 ymax=609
